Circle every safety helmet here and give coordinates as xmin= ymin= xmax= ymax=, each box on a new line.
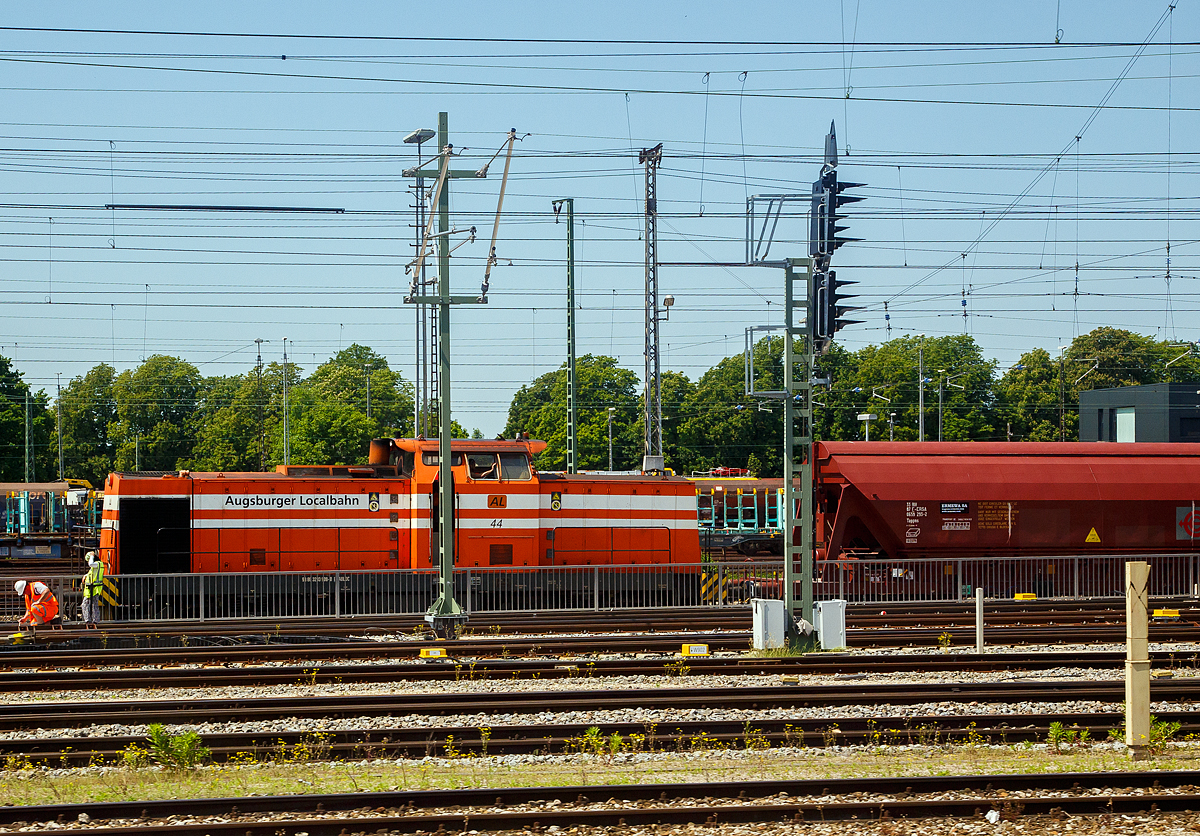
xmin=13 ymin=580 xmax=26 ymax=596
xmin=85 ymin=551 xmax=97 ymax=565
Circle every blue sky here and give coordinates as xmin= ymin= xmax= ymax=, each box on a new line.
xmin=0 ymin=2 xmax=1193 ymax=433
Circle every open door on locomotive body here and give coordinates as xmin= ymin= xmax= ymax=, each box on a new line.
xmin=429 ymin=472 xmax=457 ymax=566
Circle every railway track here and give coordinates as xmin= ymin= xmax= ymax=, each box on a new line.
xmin=1 ymin=678 xmax=1196 ymax=730
xmin=3 ymin=709 xmax=1193 ymax=766
xmin=6 ymin=618 xmax=1200 ymax=670
xmin=1 ymin=648 xmax=1198 ymax=692
xmin=0 ymin=631 xmax=753 ymax=668
xmin=9 ymin=597 xmax=1196 ymax=642
xmin=2 ymin=771 xmax=1197 ymax=833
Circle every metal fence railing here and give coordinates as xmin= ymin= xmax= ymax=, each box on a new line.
xmin=0 ymin=553 xmax=1196 ymax=623
xmin=0 ymin=573 xmax=83 ymax=624
xmin=811 ymin=553 xmax=1200 ymax=604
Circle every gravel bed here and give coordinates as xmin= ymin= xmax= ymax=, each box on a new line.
xmin=10 ymin=638 xmax=1200 ymax=678
xmin=855 ymin=640 xmax=1200 ymax=655
xmin=0 ymin=662 xmax=1142 ymax=707
xmin=3 ymin=817 xmax=1188 ymax=835
xmin=0 ymin=695 xmax=1187 ymax=744
xmin=356 ymin=626 xmax=748 ymax=642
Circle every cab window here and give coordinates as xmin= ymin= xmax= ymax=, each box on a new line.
xmin=421 ymin=451 xmax=463 ymax=466
xmin=499 ymin=453 xmax=531 ymax=480
xmin=390 ymin=450 xmax=416 ymax=476
xmin=467 ymin=453 xmax=499 ymax=480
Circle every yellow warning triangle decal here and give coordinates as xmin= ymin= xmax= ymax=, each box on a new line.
xmin=1086 ymin=527 xmax=1101 ymax=543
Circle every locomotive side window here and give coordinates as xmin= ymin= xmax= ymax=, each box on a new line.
xmin=422 ymin=452 xmax=463 ymax=466
xmin=390 ymin=450 xmax=416 ymax=475
xmin=499 ymin=453 xmax=531 ymax=480
xmin=468 ymin=453 xmax=499 ymax=480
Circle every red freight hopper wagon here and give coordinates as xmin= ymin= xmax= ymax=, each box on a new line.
xmin=99 ymin=438 xmax=701 ymax=615
xmin=815 ymin=441 xmax=1200 ymax=561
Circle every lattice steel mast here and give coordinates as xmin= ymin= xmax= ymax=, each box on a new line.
xmin=641 ymin=143 xmax=664 ymax=470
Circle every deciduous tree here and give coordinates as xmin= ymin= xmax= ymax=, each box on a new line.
xmin=57 ymin=363 xmax=117 ymax=486
xmin=0 ymin=356 xmax=53 ymax=481
xmin=110 ymin=355 xmax=202 ymax=471
xmin=502 ymin=354 xmax=642 ymax=471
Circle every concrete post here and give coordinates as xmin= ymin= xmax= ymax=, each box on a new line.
xmin=975 ymin=586 xmax=984 ymax=653
xmin=1125 ymin=561 xmax=1151 ymax=760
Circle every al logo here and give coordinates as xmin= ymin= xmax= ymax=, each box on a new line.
xmin=368 ymin=492 xmax=380 ymax=512
xmin=550 ymin=491 xmax=562 ymax=512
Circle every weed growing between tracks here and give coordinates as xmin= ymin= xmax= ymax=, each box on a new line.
xmin=1 ymin=746 xmax=1197 ymax=807
xmin=120 ymin=725 xmax=210 ymax=771
xmin=747 ymin=645 xmax=810 ymax=659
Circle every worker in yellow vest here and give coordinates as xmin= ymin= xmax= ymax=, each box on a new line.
xmin=81 ymin=552 xmax=104 ymax=628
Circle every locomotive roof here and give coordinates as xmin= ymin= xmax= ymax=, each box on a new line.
xmin=819 ymin=441 xmax=1200 ymax=458
xmin=389 ymin=437 xmax=548 ymax=454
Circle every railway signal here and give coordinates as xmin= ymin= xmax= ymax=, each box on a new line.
xmin=807 ymin=131 xmax=866 ymax=262
xmin=808 ymin=123 xmax=866 ymax=353
xmin=814 ymin=270 xmax=864 ymax=352
xmin=822 ymin=168 xmax=866 ymax=257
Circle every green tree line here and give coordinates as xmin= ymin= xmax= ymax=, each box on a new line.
xmin=1 ymin=328 xmax=1196 ymax=485
xmin=0 ymin=345 xmax=445 ymax=485
xmin=503 ymin=327 xmax=1200 ymax=477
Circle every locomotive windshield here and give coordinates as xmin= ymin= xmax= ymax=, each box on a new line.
xmin=468 ymin=453 xmax=499 ymax=480
xmin=499 ymin=453 xmax=531 ymax=480
xmin=465 ymin=452 xmax=531 ymax=480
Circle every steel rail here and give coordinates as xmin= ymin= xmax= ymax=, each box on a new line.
xmin=4 ymin=710 xmax=1198 ymax=766
xmin=0 ymin=631 xmax=755 ymax=666
xmin=1 ymin=649 xmax=1197 ymax=692
xmin=8 ymin=598 xmax=1188 ymax=641
xmin=7 ymin=619 xmax=1200 ymax=666
xmin=2 ymin=771 xmax=1198 ymax=833
xmin=0 ymin=679 xmax=1198 ymax=730
xmin=19 ymin=607 xmax=755 ymax=637
xmin=4 ymin=604 xmax=1199 ymax=667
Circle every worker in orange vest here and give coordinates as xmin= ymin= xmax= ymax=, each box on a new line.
xmin=14 ymin=580 xmax=61 ymax=630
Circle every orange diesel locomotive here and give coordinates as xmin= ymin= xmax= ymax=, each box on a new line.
xmin=99 ymin=437 xmax=701 ymax=612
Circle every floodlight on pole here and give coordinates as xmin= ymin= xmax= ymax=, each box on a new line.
xmin=404 ymin=128 xmax=436 ymax=145
xmin=937 ymin=370 xmax=967 ymax=442
xmin=607 ymin=407 xmax=616 ymax=472
xmin=857 ymin=412 xmax=878 ymax=442
xmin=402 ymin=113 xmax=519 ymax=639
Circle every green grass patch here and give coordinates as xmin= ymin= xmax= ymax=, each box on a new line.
xmin=0 ymin=745 xmax=1193 ymax=808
